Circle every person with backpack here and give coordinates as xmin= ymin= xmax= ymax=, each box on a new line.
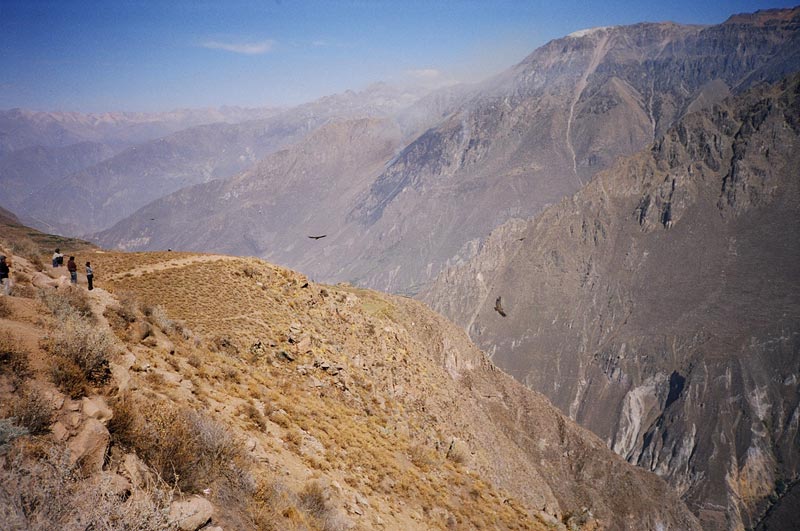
xmin=67 ymin=256 xmax=77 ymax=284
xmin=85 ymin=261 xmax=94 ymax=290
xmin=0 ymin=255 xmax=9 ymax=295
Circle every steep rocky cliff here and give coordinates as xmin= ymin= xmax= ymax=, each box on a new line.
xmin=423 ymin=75 xmax=800 ymax=530
xmin=339 ymin=7 xmax=800 ymax=293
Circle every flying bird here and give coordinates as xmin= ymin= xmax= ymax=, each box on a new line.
xmin=494 ymin=296 xmax=507 ymax=317
xmin=308 ymin=235 xmax=327 ymax=240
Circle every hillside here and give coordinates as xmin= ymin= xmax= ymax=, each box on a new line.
xmin=0 ymin=227 xmax=699 ymax=529
xmin=12 ymin=84 xmax=431 ymax=236
xmin=422 ymin=73 xmax=800 ymax=530
xmin=96 ymin=8 xmax=800 ymax=297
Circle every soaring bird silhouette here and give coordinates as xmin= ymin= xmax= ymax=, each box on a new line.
xmin=308 ymin=235 xmax=327 ymax=240
xmin=494 ymin=296 xmax=507 ymax=317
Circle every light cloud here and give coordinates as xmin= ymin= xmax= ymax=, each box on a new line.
xmin=202 ymin=39 xmax=275 ymax=55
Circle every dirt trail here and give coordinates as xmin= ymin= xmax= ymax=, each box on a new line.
xmin=105 ymin=255 xmax=242 ymax=281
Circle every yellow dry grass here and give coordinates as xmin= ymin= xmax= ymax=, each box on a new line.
xmin=10 ymin=249 xmax=548 ymax=530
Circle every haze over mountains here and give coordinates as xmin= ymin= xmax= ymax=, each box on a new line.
xmin=92 ymin=7 xmax=800 ymax=296
xmin=3 ymin=6 xmax=800 ymax=531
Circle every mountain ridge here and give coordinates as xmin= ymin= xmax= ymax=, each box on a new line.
xmin=94 ymin=8 xmax=800 ymax=300
xmin=422 ymin=73 xmax=800 ymax=530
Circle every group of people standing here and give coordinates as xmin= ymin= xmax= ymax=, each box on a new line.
xmin=52 ymin=248 xmax=93 ymax=290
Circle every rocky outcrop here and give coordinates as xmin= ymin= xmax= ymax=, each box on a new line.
xmin=423 ymin=75 xmax=800 ymax=530
xmin=169 ymin=496 xmax=214 ymax=531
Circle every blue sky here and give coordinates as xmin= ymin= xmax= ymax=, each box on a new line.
xmin=0 ymin=0 xmax=795 ymax=112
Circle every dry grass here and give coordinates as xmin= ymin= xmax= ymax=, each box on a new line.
xmin=0 ymin=297 xmax=11 ymax=318
xmin=109 ymin=394 xmax=246 ymax=493
xmin=0 ymin=332 xmax=30 ymax=380
xmin=39 ymin=286 xmax=94 ymax=321
xmin=44 ymin=316 xmax=115 ymax=386
xmin=0 ymin=439 xmax=177 ymax=531
xmin=10 ymin=386 xmax=53 ymax=435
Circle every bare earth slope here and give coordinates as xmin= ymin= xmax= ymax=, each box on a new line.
xmin=423 ymin=74 xmax=800 ymax=530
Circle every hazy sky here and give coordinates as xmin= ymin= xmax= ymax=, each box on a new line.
xmin=1 ymin=0 xmax=795 ymax=112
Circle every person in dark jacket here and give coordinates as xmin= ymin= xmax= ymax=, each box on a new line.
xmin=85 ymin=262 xmax=94 ymax=291
xmin=67 ymin=256 xmax=77 ymax=284
xmin=0 ymin=255 xmax=9 ymax=295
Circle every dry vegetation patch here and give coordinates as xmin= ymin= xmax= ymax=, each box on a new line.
xmin=2 ymin=250 xmax=549 ymax=530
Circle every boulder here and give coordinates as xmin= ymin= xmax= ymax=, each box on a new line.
xmin=82 ymin=396 xmax=113 ymax=423
xmin=31 ymin=272 xmax=58 ymax=289
xmin=68 ymin=418 xmax=110 ymax=474
xmin=51 ymin=421 xmax=69 ymax=442
xmin=121 ymin=453 xmax=153 ymax=488
xmin=129 ymin=321 xmax=152 ymax=342
xmin=170 ymin=495 xmax=214 ymax=531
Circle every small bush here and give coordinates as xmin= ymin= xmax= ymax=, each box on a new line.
xmin=410 ymin=444 xmax=438 ymax=471
xmin=0 ymin=332 xmax=30 ymax=379
xmin=299 ymin=480 xmax=330 ymax=519
xmin=107 ymin=393 xmax=138 ymax=448
xmin=0 ymin=440 xmax=178 ymax=530
xmin=49 ymin=357 xmax=87 ymax=399
xmin=240 ymin=402 xmax=267 ymax=431
xmin=11 ymin=387 xmax=53 ymax=435
xmin=298 ymin=480 xmax=350 ymax=531
xmin=109 ymin=396 xmax=245 ymax=492
xmin=0 ymin=297 xmax=11 ymax=318
xmin=187 ymin=353 xmax=202 ymax=368
xmin=46 ymin=316 xmax=115 ymax=385
xmin=8 ymin=238 xmax=43 ymax=268
xmin=10 ymin=284 xmax=37 ymax=299
xmin=0 ymin=418 xmax=29 ymax=450
xmin=145 ymin=305 xmax=174 ymax=334
xmin=116 ymin=291 xmax=140 ymax=320
xmin=39 ymin=287 xmax=93 ymax=320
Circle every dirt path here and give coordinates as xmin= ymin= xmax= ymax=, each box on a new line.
xmin=105 ymin=255 xmax=242 ymax=281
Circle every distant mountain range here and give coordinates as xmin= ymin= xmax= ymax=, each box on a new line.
xmin=93 ymin=8 xmax=800 ymax=297
xmin=1 ymin=83 xmax=429 ymax=235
